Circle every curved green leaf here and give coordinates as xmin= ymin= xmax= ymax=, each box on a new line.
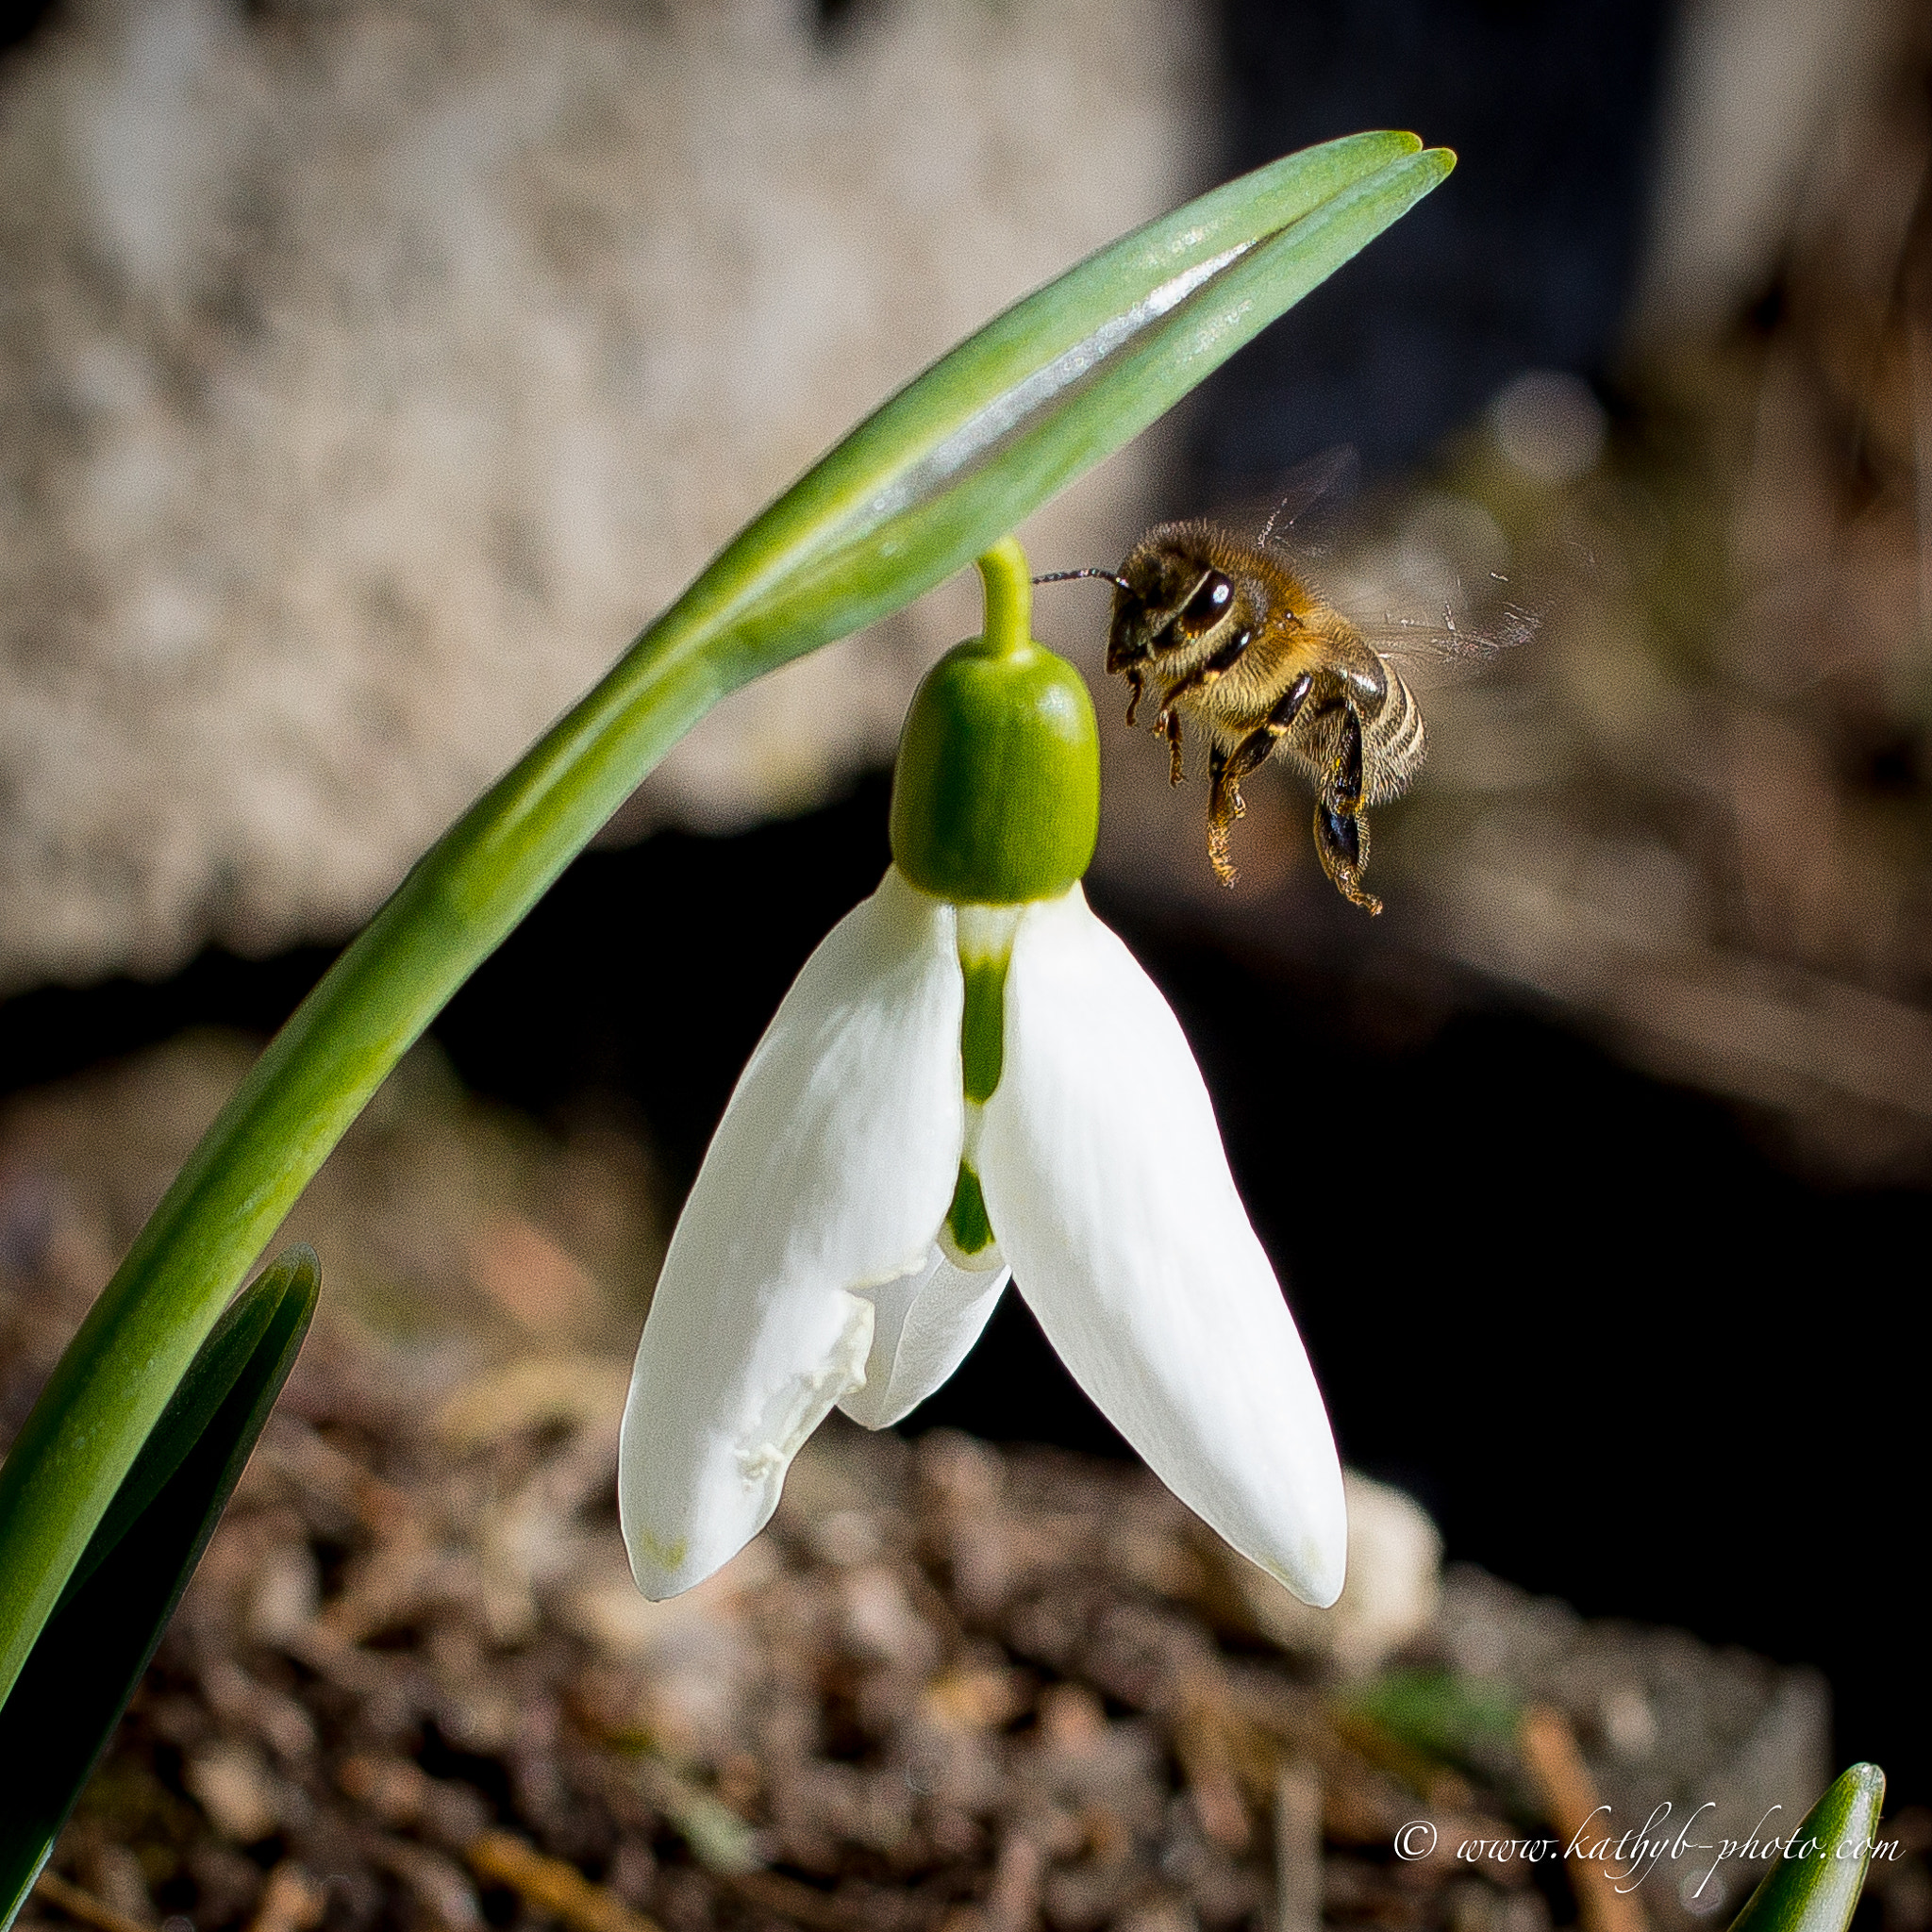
xmin=0 ymin=132 xmax=1452 ymax=1705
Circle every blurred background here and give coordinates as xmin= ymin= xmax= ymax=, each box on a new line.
xmin=3 ymin=0 xmax=1932 ymax=1916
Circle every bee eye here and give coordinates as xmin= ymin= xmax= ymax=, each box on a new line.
xmin=1181 ymin=571 xmax=1234 ymax=629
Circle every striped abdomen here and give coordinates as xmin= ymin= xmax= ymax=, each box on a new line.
xmin=1360 ymin=654 xmax=1425 ymax=805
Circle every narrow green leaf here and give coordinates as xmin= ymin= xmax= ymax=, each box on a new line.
xmin=0 ymin=1248 xmax=320 ymax=1925
xmin=1723 ymin=1764 xmax=1887 ymax=1932
xmin=628 ymin=130 xmax=1436 ymax=675
xmin=51 ymin=1271 xmax=287 ymax=1619
xmin=0 ymin=133 xmax=1452 ymax=1706
xmin=723 ymin=142 xmax=1455 ymax=666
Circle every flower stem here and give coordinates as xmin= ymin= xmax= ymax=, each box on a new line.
xmin=974 ymin=537 xmax=1034 ymax=659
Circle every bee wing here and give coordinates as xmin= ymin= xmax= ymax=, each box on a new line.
xmin=1356 ymin=577 xmax=1543 ymax=686
xmin=1192 ymin=447 xmax=1362 ymax=562
xmin=1255 ymin=445 xmax=1361 ymax=555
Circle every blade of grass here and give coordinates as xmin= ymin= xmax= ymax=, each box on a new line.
xmin=0 ymin=133 xmax=1452 ymax=1705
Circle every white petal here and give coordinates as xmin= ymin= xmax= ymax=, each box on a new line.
xmin=838 ymin=1245 xmax=1011 ymax=1430
xmin=620 ymin=868 xmax=964 ymax=1598
xmin=976 ymin=887 xmax=1347 ymax=1607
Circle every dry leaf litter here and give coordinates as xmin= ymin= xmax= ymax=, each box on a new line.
xmin=2 ymin=1037 xmax=1924 ymax=1932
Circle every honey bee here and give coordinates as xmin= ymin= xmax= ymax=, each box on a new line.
xmin=1040 ymin=524 xmax=1439 ymax=915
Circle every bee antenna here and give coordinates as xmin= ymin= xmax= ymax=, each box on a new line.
xmin=1034 ymin=568 xmax=1132 ymax=591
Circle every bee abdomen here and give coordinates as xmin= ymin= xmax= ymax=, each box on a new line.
xmin=1362 ymin=661 xmax=1425 ymax=803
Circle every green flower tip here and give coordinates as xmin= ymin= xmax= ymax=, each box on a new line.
xmin=890 ymin=540 xmax=1100 ymax=906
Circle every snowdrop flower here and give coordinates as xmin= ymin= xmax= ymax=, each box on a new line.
xmin=620 ymin=541 xmax=1345 ymax=1607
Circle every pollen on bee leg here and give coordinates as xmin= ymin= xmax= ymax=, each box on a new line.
xmin=1206 ymin=819 xmax=1239 ymax=887
xmin=1205 ymin=778 xmax=1241 ymax=886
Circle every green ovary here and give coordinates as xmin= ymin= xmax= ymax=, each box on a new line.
xmin=888 ymin=539 xmax=1100 ymax=908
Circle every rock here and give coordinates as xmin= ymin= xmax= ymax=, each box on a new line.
xmin=0 ymin=0 xmax=1206 ymax=992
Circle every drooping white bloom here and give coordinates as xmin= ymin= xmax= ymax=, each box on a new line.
xmin=619 ymin=864 xmax=1346 ymax=1607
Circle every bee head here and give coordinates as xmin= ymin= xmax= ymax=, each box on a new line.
xmin=1033 ymin=562 xmax=1146 ymax=674
xmin=1102 ymin=526 xmax=1224 ymax=674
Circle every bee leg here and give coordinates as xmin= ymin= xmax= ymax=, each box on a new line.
xmin=1201 ymin=627 xmax=1253 ymax=683
xmin=1162 ymin=708 xmax=1185 ymax=785
xmin=1207 ymin=730 xmax=1277 ymax=887
xmin=1151 ymin=633 xmax=1241 ymax=719
xmin=1313 ymin=800 xmax=1382 ymax=915
xmin=1124 ymin=672 xmax=1143 ymax=728
xmin=1266 ymin=671 xmax=1314 ymax=739
xmin=1326 ymin=703 xmax=1366 ymax=815
xmin=1224 ymin=724 xmax=1278 ymax=819
xmin=1207 ymin=745 xmax=1240 ymax=885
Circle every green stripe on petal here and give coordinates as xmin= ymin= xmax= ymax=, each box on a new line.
xmin=945 ymin=1165 xmax=996 ymax=1259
